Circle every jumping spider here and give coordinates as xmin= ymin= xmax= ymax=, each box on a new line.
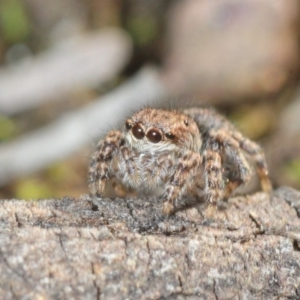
xmin=88 ymin=107 xmax=272 ymax=215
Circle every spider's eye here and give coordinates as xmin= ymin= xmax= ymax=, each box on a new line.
xmin=166 ymin=132 xmax=175 ymax=140
xmin=132 ymin=123 xmax=145 ymax=139
xmin=125 ymin=120 xmax=132 ymax=130
xmin=184 ymin=120 xmax=189 ymax=126
xmin=146 ymin=128 xmax=162 ymax=143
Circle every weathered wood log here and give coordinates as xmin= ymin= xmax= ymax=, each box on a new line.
xmin=0 ymin=187 xmax=300 ymax=299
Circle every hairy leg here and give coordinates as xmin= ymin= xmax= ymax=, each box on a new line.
xmin=203 ymin=149 xmax=224 ymax=205
xmin=209 ymin=129 xmax=253 ymax=198
xmin=162 ymin=150 xmax=202 ymax=215
xmin=88 ymin=130 xmax=123 ymax=196
xmin=232 ymin=132 xmax=272 ymax=192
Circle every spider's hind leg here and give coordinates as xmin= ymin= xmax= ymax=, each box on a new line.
xmin=209 ymin=130 xmax=253 ymax=199
xmin=222 ymin=145 xmax=253 ymax=199
xmin=232 ymin=132 xmax=272 ymax=193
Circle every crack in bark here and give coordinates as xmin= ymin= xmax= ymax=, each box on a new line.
xmin=8 ymin=284 xmax=16 ymax=299
xmin=213 ymin=279 xmax=219 ymax=300
xmin=184 ymin=253 xmax=191 ymax=270
xmin=248 ymin=212 xmax=265 ymax=236
xmin=91 ymin=262 xmax=101 ymax=300
xmin=55 ymin=231 xmax=67 ymax=259
xmin=106 ymin=225 xmax=118 ymax=239
xmin=123 ymin=237 xmax=129 ymax=259
xmin=293 ymin=239 xmax=300 ymax=252
xmin=177 ymin=273 xmax=183 ymax=290
xmin=145 ymin=238 xmax=151 ymax=270
xmin=125 ymin=201 xmax=134 ymax=218
xmin=14 ymin=213 xmax=22 ymax=228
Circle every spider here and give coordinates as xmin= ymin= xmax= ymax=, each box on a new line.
xmin=88 ymin=107 xmax=272 ymax=215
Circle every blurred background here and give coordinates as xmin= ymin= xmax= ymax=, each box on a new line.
xmin=0 ymin=0 xmax=300 ymax=200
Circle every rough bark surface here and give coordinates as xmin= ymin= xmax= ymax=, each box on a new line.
xmin=0 ymin=187 xmax=300 ymax=300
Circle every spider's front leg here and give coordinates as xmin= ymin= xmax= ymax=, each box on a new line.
xmin=203 ymin=148 xmax=224 ymax=206
xmin=88 ymin=130 xmax=123 ymax=196
xmin=162 ymin=150 xmax=202 ymax=215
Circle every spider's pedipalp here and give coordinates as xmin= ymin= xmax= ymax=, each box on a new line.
xmin=117 ymin=146 xmax=141 ymax=188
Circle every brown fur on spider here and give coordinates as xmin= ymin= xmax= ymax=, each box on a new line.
xmin=88 ymin=107 xmax=272 ymax=215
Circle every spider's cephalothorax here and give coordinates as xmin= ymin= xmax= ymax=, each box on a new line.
xmin=88 ymin=107 xmax=272 ymax=215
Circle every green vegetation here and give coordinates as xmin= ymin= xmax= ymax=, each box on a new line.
xmin=0 ymin=0 xmax=30 ymax=43
xmin=127 ymin=16 xmax=158 ymax=46
xmin=15 ymin=179 xmax=52 ymax=200
xmin=0 ymin=116 xmax=17 ymax=141
xmin=284 ymin=159 xmax=300 ymax=185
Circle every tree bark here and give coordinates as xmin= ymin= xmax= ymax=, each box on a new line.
xmin=0 ymin=187 xmax=300 ymax=299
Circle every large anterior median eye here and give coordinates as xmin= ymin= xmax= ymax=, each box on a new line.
xmin=146 ymin=128 xmax=162 ymax=143
xmin=132 ymin=123 xmax=145 ymax=139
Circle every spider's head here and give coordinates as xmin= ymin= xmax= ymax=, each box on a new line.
xmin=123 ymin=108 xmax=201 ymax=153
